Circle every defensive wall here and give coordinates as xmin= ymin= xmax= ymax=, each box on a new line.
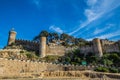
xmin=15 ymin=39 xmax=39 ymax=51
xmin=7 ymin=29 xmax=120 ymax=57
xmin=0 ymin=57 xmax=95 ymax=78
xmin=0 ymin=58 xmax=120 ymax=79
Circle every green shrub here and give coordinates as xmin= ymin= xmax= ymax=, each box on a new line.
xmin=95 ymin=67 xmax=109 ymax=72
xmin=109 ymin=68 xmax=118 ymax=73
xmin=26 ymin=53 xmax=38 ymax=60
xmin=26 ymin=53 xmax=33 ymax=59
xmin=44 ymin=55 xmax=59 ymax=62
xmin=65 ymin=57 xmax=71 ymax=62
xmin=20 ymin=50 xmax=24 ymax=53
xmin=119 ymin=69 xmax=120 ymax=73
xmin=71 ymin=62 xmax=77 ymax=65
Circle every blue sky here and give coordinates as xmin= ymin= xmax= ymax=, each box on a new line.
xmin=0 ymin=0 xmax=120 ymax=48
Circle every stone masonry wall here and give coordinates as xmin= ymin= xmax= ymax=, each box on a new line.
xmin=0 ymin=58 xmax=52 ymax=77
xmin=101 ymin=40 xmax=120 ymax=53
xmin=79 ymin=45 xmax=94 ymax=55
xmin=0 ymin=57 xmax=96 ymax=78
xmin=0 ymin=58 xmax=120 ymax=79
xmin=102 ymin=44 xmax=120 ymax=53
xmin=46 ymin=45 xmax=66 ymax=56
xmin=15 ymin=39 xmax=39 ymax=51
xmin=13 ymin=38 xmax=120 ymax=57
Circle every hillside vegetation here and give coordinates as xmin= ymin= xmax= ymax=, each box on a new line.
xmin=33 ymin=30 xmax=92 ymax=47
xmin=43 ymin=49 xmax=120 ymax=73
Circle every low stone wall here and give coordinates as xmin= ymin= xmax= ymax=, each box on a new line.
xmin=0 ymin=58 xmax=94 ymax=78
xmin=0 ymin=58 xmax=46 ymax=77
xmin=0 ymin=58 xmax=120 ymax=79
xmin=0 ymin=58 xmax=92 ymax=75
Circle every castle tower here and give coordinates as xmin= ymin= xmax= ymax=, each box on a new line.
xmin=7 ymin=28 xmax=17 ymax=45
xmin=39 ymin=37 xmax=46 ymax=57
xmin=93 ymin=38 xmax=103 ymax=57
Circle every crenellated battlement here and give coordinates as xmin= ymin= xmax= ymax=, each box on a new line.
xmin=15 ymin=39 xmax=39 ymax=45
xmin=0 ymin=57 xmax=95 ymax=70
xmin=15 ymin=39 xmax=39 ymax=51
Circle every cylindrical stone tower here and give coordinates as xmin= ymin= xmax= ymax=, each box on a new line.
xmin=39 ymin=37 xmax=46 ymax=57
xmin=7 ymin=28 xmax=17 ymax=45
xmin=93 ymin=38 xmax=103 ymax=57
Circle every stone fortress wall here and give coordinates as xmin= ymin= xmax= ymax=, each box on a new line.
xmin=15 ymin=39 xmax=67 ymax=56
xmin=0 ymin=56 xmax=120 ymax=79
xmin=14 ymin=39 xmax=96 ymax=57
xmin=46 ymin=38 xmax=120 ymax=57
xmin=0 ymin=56 xmax=95 ymax=77
xmin=15 ymin=39 xmax=39 ymax=51
xmin=0 ymin=57 xmax=47 ymax=77
xmin=7 ymin=29 xmax=120 ymax=57
xmin=14 ymin=39 xmax=120 ymax=56
xmin=46 ymin=45 xmax=66 ymax=56
xmin=101 ymin=39 xmax=120 ymax=53
xmin=79 ymin=45 xmax=94 ymax=55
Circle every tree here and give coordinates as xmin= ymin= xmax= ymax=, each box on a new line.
xmin=33 ymin=36 xmax=39 ymax=42
xmin=33 ymin=30 xmax=49 ymax=42
xmin=75 ymin=38 xmax=87 ymax=46
xmin=48 ymin=32 xmax=53 ymax=42
xmin=33 ymin=31 xmax=92 ymax=47
xmin=87 ymin=56 xmax=99 ymax=65
xmin=60 ymin=33 xmax=69 ymax=41
xmin=40 ymin=30 xmax=49 ymax=37
xmin=52 ymin=32 xmax=59 ymax=40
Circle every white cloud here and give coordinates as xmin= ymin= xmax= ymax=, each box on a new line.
xmin=85 ymin=9 xmax=97 ymax=21
xmin=97 ymin=31 xmax=120 ymax=39
xmin=93 ymin=24 xmax=114 ymax=35
xmin=87 ymin=30 xmax=120 ymax=40
xmin=87 ymin=0 xmax=97 ymax=6
xmin=49 ymin=25 xmax=63 ymax=33
xmin=69 ymin=0 xmax=120 ymax=35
